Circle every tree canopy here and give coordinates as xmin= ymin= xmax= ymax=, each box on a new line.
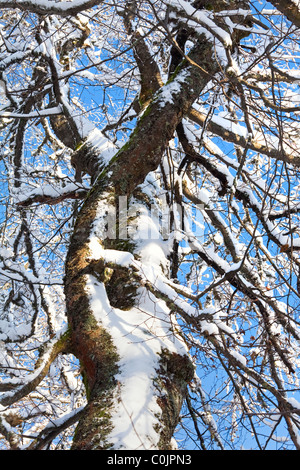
xmin=0 ymin=0 xmax=300 ymax=450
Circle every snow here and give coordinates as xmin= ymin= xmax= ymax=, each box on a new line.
xmin=0 ymin=106 xmax=62 ymax=119
xmin=1 ymin=0 xmax=300 ymax=452
xmin=158 ymin=70 xmax=189 ymax=107
xmin=170 ymin=0 xmax=232 ymax=46
xmin=85 ymin=128 xmax=116 ymax=165
xmin=230 ymin=350 xmax=247 ymax=367
xmin=16 ymin=182 xmax=88 ymax=204
xmin=212 ymin=114 xmax=249 ymax=138
xmin=88 ymin=236 xmax=134 ymax=267
xmin=85 ymin=275 xmax=187 ymax=449
xmin=10 ymin=0 xmax=97 ymax=13
xmin=84 ymin=190 xmax=195 ymax=449
xmin=0 ymin=326 xmax=68 ymax=396
xmin=0 ymin=319 xmax=31 ymax=342
xmin=85 ymin=184 xmax=244 ymax=445
xmin=200 ymin=321 xmax=219 ymax=336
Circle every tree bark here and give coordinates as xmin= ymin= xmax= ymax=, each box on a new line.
xmin=268 ymin=0 xmax=300 ymax=28
xmin=64 ymin=33 xmax=220 ymax=449
xmin=64 ymin=0 xmax=252 ymax=450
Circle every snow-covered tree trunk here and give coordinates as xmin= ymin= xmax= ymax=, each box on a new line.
xmin=64 ymin=25 xmax=222 ymax=448
xmin=2 ymin=0 xmax=300 ymax=451
xmin=63 ymin=0 xmax=261 ymax=450
xmin=65 ymin=183 xmax=195 ymax=449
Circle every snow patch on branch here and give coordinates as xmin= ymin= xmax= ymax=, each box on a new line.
xmin=0 ymin=106 xmax=62 ymax=119
xmin=169 ymin=0 xmax=232 ymax=46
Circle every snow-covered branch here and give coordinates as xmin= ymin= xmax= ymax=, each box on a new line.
xmin=0 ymin=0 xmax=102 ymax=16
xmin=0 ymin=329 xmax=71 ymax=407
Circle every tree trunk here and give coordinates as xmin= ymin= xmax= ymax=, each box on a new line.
xmin=64 ymin=1 xmax=249 ymax=450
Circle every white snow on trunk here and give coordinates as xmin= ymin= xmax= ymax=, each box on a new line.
xmin=84 ymin=175 xmax=189 ymax=449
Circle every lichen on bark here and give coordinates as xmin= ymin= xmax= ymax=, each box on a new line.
xmin=155 ymin=350 xmax=195 ymax=450
xmin=64 ymin=14 xmax=229 ymax=449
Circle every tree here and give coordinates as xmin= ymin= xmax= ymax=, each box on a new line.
xmin=0 ymin=0 xmax=300 ymax=450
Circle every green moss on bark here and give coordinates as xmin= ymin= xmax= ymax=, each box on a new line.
xmin=154 ymin=349 xmax=195 ymax=449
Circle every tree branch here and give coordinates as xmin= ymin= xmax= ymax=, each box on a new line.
xmin=0 ymin=0 xmax=102 ymax=16
xmin=267 ymin=0 xmax=300 ymax=28
xmin=0 ymin=330 xmax=71 ymax=407
xmin=187 ymin=107 xmax=300 ymax=166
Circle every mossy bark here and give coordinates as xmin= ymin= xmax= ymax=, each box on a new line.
xmin=64 ymin=25 xmax=232 ymax=450
xmin=155 ymin=350 xmax=195 ymax=449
